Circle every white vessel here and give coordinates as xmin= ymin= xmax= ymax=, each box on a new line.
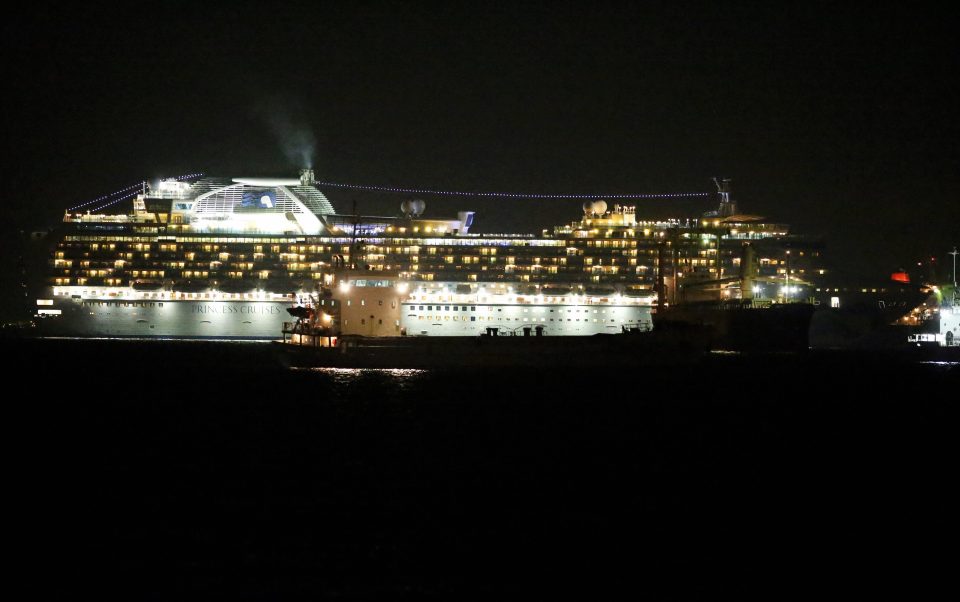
xmin=907 ymin=304 xmax=960 ymax=347
xmin=36 ymin=171 xmax=821 ymax=340
xmin=399 ymin=282 xmax=652 ymax=337
xmin=284 ymin=275 xmax=653 ymax=342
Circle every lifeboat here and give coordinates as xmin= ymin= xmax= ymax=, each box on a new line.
xmin=217 ymin=279 xmax=256 ymax=293
xmin=173 ymin=280 xmax=210 ymax=293
xmin=584 ymin=286 xmax=618 ymax=296
xmin=260 ymin=278 xmax=303 ymax=295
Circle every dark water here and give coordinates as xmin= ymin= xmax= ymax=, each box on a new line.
xmin=8 ymin=339 xmax=957 ymax=599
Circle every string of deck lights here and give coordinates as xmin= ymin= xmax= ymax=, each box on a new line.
xmin=70 ymin=172 xmax=706 ymax=213
xmin=89 ymin=189 xmax=141 ymax=212
xmin=312 ymin=180 xmax=710 ymax=199
xmin=67 ymin=173 xmax=203 ymax=213
xmin=67 ymin=182 xmax=145 ymax=212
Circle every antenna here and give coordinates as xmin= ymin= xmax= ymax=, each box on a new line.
xmin=950 ymin=247 xmax=958 ymax=288
xmin=350 ymin=200 xmax=359 ymax=270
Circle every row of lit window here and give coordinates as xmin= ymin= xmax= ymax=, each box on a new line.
xmin=343 ymin=318 xmax=401 ymax=327
xmin=82 ymin=301 xmax=164 ymax=308
xmin=343 ymin=299 xmax=398 ymax=308
xmin=60 ymin=243 xmax=794 ymax=267
xmin=408 ymin=305 xmax=629 ymax=313
xmin=414 ymin=315 xmax=633 ymax=323
xmin=582 ymin=240 xmax=637 ymax=248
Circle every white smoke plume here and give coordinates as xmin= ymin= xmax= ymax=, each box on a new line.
xmin=253 ymin=96 xmax=316 ymax=169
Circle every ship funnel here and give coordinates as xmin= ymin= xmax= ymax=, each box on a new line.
xmin=457 ymin=211 xmax=475 ymax=234
xmin=300 ymin=168 xmax=315 ymax=186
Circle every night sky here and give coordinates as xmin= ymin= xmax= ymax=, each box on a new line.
xmin=5 ymin=5 xmax=955 ymax=593
xmin=4 ymin=1 xmax=958 ymax=282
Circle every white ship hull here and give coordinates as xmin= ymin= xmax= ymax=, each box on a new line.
xmin=323 ymin=278 xmax=656 ymax=338
xmin=37 ymin=291 xmax=292 ymax=339
xmin=400 ymin=302 xmax=652 ymax=336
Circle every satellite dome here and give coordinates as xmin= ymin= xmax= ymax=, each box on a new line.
xmin=401 ymin=200 xmax=413 ymax=216
xmin=410 ymin=199 xmax=426 ymax=217
xmin=582 ymin=201 xmax=594 ymax=214
xmin=592 ymin=200 xmax=608 ymax=215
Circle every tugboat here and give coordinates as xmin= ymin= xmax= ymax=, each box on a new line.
xmin=906 ymin=277 xmax=960 ymax=359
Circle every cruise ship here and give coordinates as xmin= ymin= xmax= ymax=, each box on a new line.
xmin=35 ymin=170 xmax=827 ymax=339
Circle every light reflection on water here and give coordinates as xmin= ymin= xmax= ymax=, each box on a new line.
xmin=287 ymin=367 xmax=431 ymax=395
xmin=290 ymin=367 xmax=428 ymax=377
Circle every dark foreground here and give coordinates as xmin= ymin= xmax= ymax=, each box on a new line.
xmin=8 ymin=339 xmax=957 ymax=599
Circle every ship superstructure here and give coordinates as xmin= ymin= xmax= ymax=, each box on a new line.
xmin=37 ymin=171 xmax=825 ymax=339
